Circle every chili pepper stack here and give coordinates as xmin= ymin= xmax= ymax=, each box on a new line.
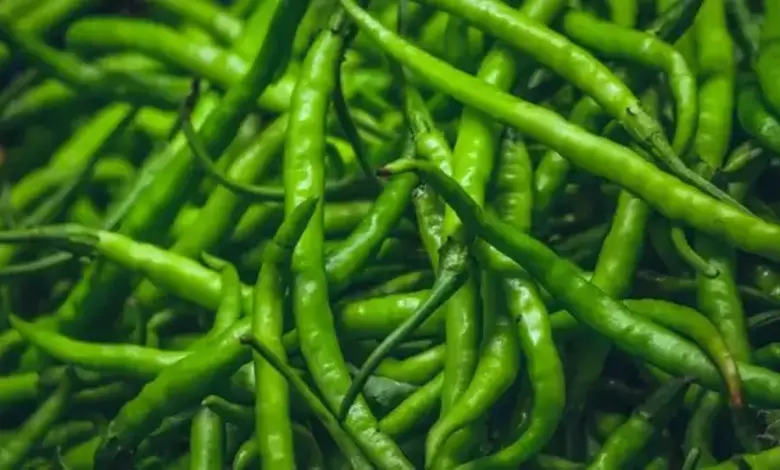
xmin=4 ymin=0 xmax=780 ymax=468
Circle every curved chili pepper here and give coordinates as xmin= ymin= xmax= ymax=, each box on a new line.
xmin=533 ymin=0 xmax=703 ymax=219
xmin=281 ymin=7 xmax=411 ymax=468
xmin=684 ymin=392 xmax=720 ymax=467
xmin=624 ymin=299 xmax=743 ymax=408
xmin=737 ymin=78 xmax=780 ymax=154
xmin=343 ymin=0 xmax=780 ymax=260
xmin=379 ymin=373 xmax=443 ymax=438
xmin=561 ymin=10 xmax=697 ymax=157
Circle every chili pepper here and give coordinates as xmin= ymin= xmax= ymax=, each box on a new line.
xmin=239 ymin=334 xmax=373 ymax=469
xmin=132 ymin=115 xmax=288 ymax=310
xmin=703 ymin=446 xmax=780 ymax=469
xmin=0 ymin=370 xmax=73 ymax=470
xmin=339 ymin=237 xmax=470 ymax=419
xmin=189 ymin=257 xmax=241 ymax=470
xmin=684 ymin=392 xmax=721 ymax=467
xmin=281 ymin=7 xmax=411 ymax=469
xmin=379 ymin=159 xmax=780 ymax=406
xmin=379 ymin=373 xmax=443 ymax=438
xmin=624 ymin=299 xmax=743 ymax=408
xmin=343 ymin=0 xmax=780 ymax=260
xmin=372 ymin=344 xmax=444 ymax=385
xmin=561 ymin=10 xmax=697 ymax=157
xmin=533 ymin=0 xmax=703 ymax=220
xmin=64 ymin=18 xmax=294 ymax=113
xmin=0 ymin=22 xmax=189 ymax=110
xmin=10 ymin=315 xmax=187 ymax=379
xmin=737 ymin=78 xmax=780 ymax=154
xmin=431 ymin=1 xmax=564 ymax=465
xmin=416 ymin=0 xmax=743 ymax=209
xmin=252 ymin=198 xmax=318 ymax=470
xmin=587 ymin=377 xmax=691 ymax=470
xmin=0 ymin=0 xmax=94 ymax=69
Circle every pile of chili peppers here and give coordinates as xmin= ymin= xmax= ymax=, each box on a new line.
xmin=2 ymin=0 xmax=780 ymax=468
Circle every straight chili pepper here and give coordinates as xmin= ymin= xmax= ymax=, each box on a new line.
xmin=282 ymin=7 xmax=412 ymax=469
xmin=252 ymin=198 xmax=318 ymax=470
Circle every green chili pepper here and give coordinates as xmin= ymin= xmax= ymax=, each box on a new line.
xmin=281 ymin=7 xmax=412 ymax=469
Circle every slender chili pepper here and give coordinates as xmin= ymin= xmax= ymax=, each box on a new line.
xmin=0 ymin=371 xmax=73 ymax=470
xmin=342 ymin=0 xmax=780 ymax=260
xmin=624 ymin=299 xmax=743 ymax=408
xmin=0 ymin=0 xmax=93 ymax=68
xmin=533 ymin=0 xmax=704 ymax=220
xmin=240 ymin=334 xmax=373 ymax=468
xmin=0 ymin=103 xmax=136 ymax=269
xmin=587 ymin=377 xmax=692 ymax=470
xmin=737 ymin=78 xmax=780 ymax=154
xmin=282 ymin=6 xmax=412 ymax=468
xmin=24 ymin=0 xmax=305 ymax=367
xmin=379 ymin=373 xmax=444 ymax=438
xmin=0 ymin=22 xmax=188 ymax=110
xmin=339 ymin=237 xmax=470 ymax=420
xmin=690 ymin=2 xmax=755 ymax=379
xmin=379 ymin=159 xmax=780 ymax=406
xmin=560 ymin=90 xmax=658 ymax=460
xmin=561 ymin=10 xmax=697 ymax=157
xmin=9 ymin=315 xmax=187 ymax=379
xmin=91 ymin=200 xmax=316 ymax=465
xmin=65 ymin=18 xmax=295 ymax=113
xmin=703 ymin=446 xmax=780 ymax=469
xmin=252 ymin=198 xmax=318 ymax=470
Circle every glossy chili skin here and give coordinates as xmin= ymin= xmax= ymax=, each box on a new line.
xmin=252 ymin=198 xmax=318 ymax=469
xmin=341 ymin=0 xmax=780 ymax=261
xmin=382 ymin=159 xmax=780 ymax=407
xmin=282 ymin=8 xmax=412 ymax=469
